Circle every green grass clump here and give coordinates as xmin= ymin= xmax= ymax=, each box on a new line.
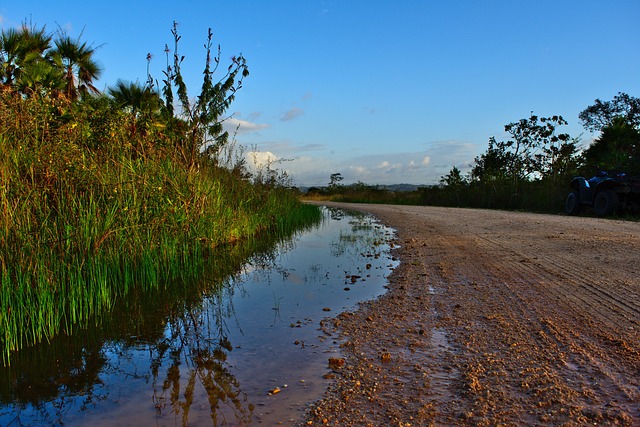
xmin=0 ymin=91 xmax=321 ymax=366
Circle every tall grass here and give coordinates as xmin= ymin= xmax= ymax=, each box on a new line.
xmin=0 ymin=91 xmax=321 ymax=365
xmin=0 ymin=222 xmax=296 ymax=405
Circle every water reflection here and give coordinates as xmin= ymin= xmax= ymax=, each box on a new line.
xmin=0 ymin=207 xmax=397 ymax=426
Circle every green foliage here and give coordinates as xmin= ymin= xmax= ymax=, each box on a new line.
xmin=329 ymin=172 xmax=344 ymax=187
xmin=158 ymin=22 xmax=249 ymax=167
xmin=445 ymin=112 xmax=581 ymax=210
xmin=0 ymin=23 xmax=101 ymax=99
xmin=581 ymin=117 xmax=640 ymax=175
xmin=470 ymin=114 xmax=576 ymax=194
xmin=0 ymin=23 xmax=320 ymax=366
xmin=578 ymin=93 xmax=640 ymax=176
xmin=579 ymin=92 xmax=640 ymax=132
xmin=305 ymin=181 xmax=423 ymax=205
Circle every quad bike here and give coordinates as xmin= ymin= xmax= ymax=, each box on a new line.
xmin=565 ymin=170 xmax=640 ymax=216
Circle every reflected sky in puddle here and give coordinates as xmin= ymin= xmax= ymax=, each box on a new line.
xmin=0 ymin=207 xmax=398 ymax=426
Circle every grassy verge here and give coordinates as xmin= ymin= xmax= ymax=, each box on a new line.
xmin=0 ymin=91 xmax=321 ymax=365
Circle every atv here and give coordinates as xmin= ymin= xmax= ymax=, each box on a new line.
xmin=565 ymin=170 xmax=640 ymax=216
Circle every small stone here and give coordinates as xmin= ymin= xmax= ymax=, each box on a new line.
xmin=328 ymin=357 xmax=346 ymax=369
xmin=268 ymin=387 xmax=281 ymax=395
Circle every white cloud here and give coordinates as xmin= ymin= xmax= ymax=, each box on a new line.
xmin=246 ymin=150 xmax=278 ymax=169
xmin=351 ymin=166 xmax=367 ymax=174
xmin=223 ymin=117 xmax=269 ymax=135
xmin=281 ymin=107 xmax=304 ymax=121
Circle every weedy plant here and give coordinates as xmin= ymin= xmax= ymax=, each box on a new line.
xmin=0 ymin=23 xmax=321 ymax=365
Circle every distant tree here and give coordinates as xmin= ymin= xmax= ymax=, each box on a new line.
xmin=468 ymin=112 xmax=576 ymax=201
xmin=504 ymin=114 xmax=571 ymax=180
xmin=473 ymin=114 xmax=572 ymax=193
xmin=440 ymin=166 xmax=467 ymax=205
xmin=469 ymin=137 xmax=513 ymax=183
xmin=440 ymin=166 xmax=466 ymax=187
xmin=581 ymin=116 xmax=640 ymax=175
xmin=536 ymin=134 xmax=580 ymax=184
xmin=579 ymin=92 xmax=640 ymax=132
xmin=329 ymin=172 xmax=344 ymax=187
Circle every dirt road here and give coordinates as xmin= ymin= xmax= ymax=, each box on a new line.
xmin=302 ymin=203 xmax=640 ymax=426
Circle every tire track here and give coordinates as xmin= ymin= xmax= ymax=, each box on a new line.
xmin=475 ymin=233 xmax=640 ymax=331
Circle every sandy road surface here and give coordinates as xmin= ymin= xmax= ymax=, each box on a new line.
xmin=302 ymin=203 xmax=640 ymax=426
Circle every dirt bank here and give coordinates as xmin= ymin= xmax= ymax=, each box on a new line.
xmin=302 ymin=203 xmax=640 ymax=426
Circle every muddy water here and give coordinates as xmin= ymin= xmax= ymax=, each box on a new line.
xmin=0 ymin=207 xmax=398 ymax=426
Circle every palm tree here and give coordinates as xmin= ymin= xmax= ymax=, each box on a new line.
xmin=14 ymin=58 xmax=65 ymax=96
xmin=0 ymin=28 xmax=24 ymax=87
xmin=1 ymin=25 xmax=51 ymax=87
xmin=52 ymin=32 xmax=102 ymax=100
xmin=108 ymin=80 xmax=160 ymax=118
xmin=108 ymin=80 xmax=163 ymax=145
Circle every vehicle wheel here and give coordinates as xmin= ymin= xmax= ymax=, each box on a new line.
xmin=593 ymin=190 xmax=619 ymax=216
xmin=565 ymin=191 xmax=581 ymax=215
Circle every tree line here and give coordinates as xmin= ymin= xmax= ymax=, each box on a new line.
xmin=306 ymin=93 xmax=640 ymax=213
xmin=432 ymin=92 xmax=640 ymax=212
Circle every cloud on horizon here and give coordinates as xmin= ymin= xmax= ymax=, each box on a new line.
xmin=241 ymin=139 xmax=482 ymax=187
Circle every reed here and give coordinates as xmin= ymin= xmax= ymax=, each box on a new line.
xmin=0 ymin=91 xmax=321 ymax=366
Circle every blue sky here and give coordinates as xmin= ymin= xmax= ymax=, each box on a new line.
xmin=2 ymin=1 xmax=639 ymax=186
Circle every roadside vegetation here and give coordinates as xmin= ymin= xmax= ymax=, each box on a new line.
xmin=308 ymin=93 xmax=640 ymax=213
xmin=0 ymin=22 xmax=321 ymax=365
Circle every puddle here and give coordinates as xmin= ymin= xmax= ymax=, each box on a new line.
xmin=0 ymin=207 xmax=398 ymax=426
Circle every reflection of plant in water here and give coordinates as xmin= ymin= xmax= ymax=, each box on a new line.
xmin=330 ymin=212 xmax=394 ymax=259
xmin=0 ymin=325 xmax=110 ymax=426
xmin=303 ymin=263 xmax=328 ymax=284
xmin=149 ymin=292 xmax=252 ymax=426
xmin=327 ymin=207 xmax=345 ymax=221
